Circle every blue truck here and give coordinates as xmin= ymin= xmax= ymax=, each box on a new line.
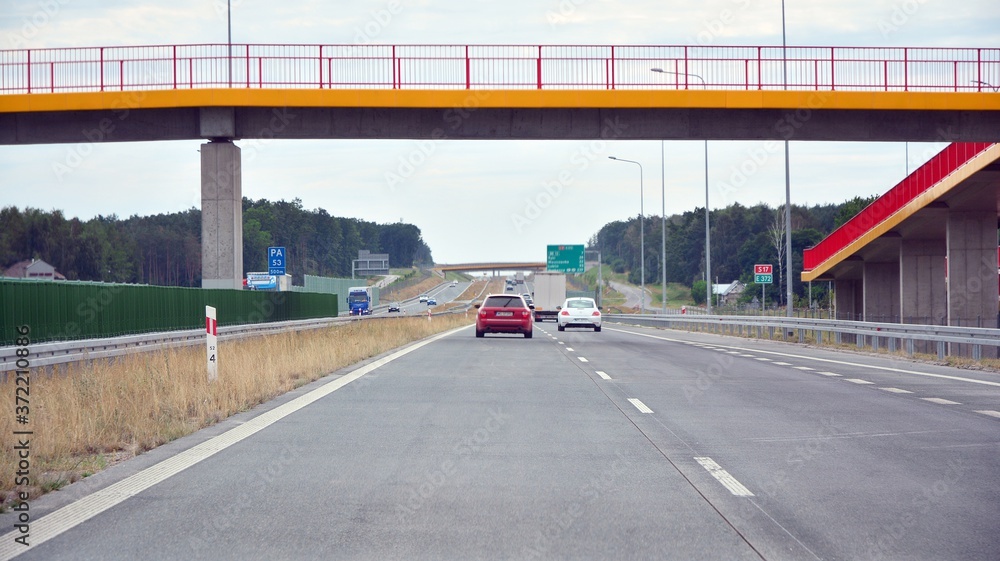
xmin=347 ymin=286 xmax=373 ymax=315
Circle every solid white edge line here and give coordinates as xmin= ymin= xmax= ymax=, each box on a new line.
xmin=693 ymin=457 xmax=754 ymax=497
xmin=606 ymin=328 xmax=1000 ymax=388
xmin=0 ymin=325 xmax=467 ymax=560
xmin=627 ymin=398 xmax=653 ymax=414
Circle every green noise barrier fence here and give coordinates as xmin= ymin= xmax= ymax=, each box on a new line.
xmin=0 ymin=280 xmax=339 ymax=346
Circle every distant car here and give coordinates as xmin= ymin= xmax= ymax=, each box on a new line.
xmin=522 ymin=293 xmax=533 ymax=306
xmin=427 ymin=297 xmax=437 ymax=306
xmin=387 ymin=302 xmax=401 ymax=313
xmin=419 ymin=294 xmax=429 ymax=302
xmin=450 ymin=282 xmax=458 ymax=287
xmin=557 ymin=297 xmax=602 ymax=332
xmin=475 ymin=294 xmax=533 ymax=338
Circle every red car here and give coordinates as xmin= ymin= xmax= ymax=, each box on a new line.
xmin=475 ymin=294 xmax=533 ymax=338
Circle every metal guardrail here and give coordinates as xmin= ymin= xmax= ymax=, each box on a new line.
xmin=0 ymin=316 xmax=354 ymax=372
xmin=1 ymin=279 xmax=481 ymax=372
xmin=606 ymin=313 xmax=1000 ymax=361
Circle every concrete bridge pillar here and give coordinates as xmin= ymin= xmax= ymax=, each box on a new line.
xmin=200 ymin=140 xmax=243 ymax=289
xmin=947 ymin=210 xmax=999 ymax=333
xmin=901 ymin=240 xmax=947 ymax=325
xmin=835 ymin=279 xmax=862 ymax=321
xmin=863 ymin=261 xmax=900 ymax=323
xmin=901 ymin=240 xmax=947 ymax=354
xmin=835 ymin=278 xmax=862 ymax=343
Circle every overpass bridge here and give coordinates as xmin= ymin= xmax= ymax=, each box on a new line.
xmin=1 ymin=43 xmax=998 ymax=289
xmin=435 ymin=262 xmax=547 ymax=275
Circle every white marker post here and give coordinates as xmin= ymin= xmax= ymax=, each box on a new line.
xmin=206 ymin=306 xmax=218 ymax=382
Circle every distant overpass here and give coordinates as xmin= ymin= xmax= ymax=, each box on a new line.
xmin=435 ymin=263 xmax=547 ymax=274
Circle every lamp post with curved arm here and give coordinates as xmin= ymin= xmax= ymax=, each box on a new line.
xmin=609 ymin=156 xmax=645 ymax=314
xmin=650 ymin=68 xmax=711 ymax=313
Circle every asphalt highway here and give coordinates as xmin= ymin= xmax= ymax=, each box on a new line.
xmin=378 ymin=281 xmax=469 ymax=316
xmin=3 ymin=321 xmax=999 ymax=560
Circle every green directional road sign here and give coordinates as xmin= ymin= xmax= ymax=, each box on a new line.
xmin=754 ymin=274 xmax=773 ymax=284
xmin=547 ymin=244 xmax=585 ymax=273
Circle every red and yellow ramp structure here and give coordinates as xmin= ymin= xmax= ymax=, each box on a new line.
xmin=802 ymin=142 xmax=1000 ymax=339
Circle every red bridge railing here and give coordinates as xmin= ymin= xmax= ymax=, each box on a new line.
xmin=802 ymin=142 xmax=997 ymax=273
xmin=1 ymin=44 xmax=999 ymax=94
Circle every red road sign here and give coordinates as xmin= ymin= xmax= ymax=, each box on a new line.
xmin=754 ymin=264 xmax=773 ymax=274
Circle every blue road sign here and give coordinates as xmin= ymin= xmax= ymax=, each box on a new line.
xmin=268 ymin=246 xmax=286 ymax=276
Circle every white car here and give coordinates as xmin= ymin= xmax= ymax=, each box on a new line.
xmin=557 ymin=297 xmax=602 ymax=332
xmin=418 ymin=294 xmax=429 ymax=303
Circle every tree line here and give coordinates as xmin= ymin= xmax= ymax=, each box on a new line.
xmin=0 ymin=198 xmax=433 ymax=286
xmin=588 ymin=195 xmax=876 ymax=307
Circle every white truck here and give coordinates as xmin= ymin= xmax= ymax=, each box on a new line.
xmin=532 ymin=272 xmax=566 ymax=322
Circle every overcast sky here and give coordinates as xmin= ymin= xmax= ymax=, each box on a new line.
xmin=2 ymin=0 xmax=998 ymax=264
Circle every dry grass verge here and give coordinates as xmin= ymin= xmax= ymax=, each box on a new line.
xmin=1 ymin=314 xmax=471 ymax=507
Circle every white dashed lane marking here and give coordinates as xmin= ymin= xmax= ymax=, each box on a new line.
xmin=922 ymin=397 xmax=961 ymax=405
xmin=596 ymin=371 xmax=612 ymax=380
xmin=880 ymin=387 xmax=913 ymax=394
xmin=976 ymin=410 xmax=1000 ymax=419
xmin=694 ymin=457 xmax=754 ymax=497
xmin=846 ymin=379 xmax=874 ymax=385
xmin=628 ymin=398 xmax=653 ymax=414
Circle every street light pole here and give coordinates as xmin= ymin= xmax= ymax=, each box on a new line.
xmin=609 ymin=156 xmax=644 ymax=314
xmin=781 ymin=0 xmax=793 ymax=317
xmin=704 ymin=140 xmax=711 ymax=315
xmin=586 ymin=249 xmax=603 ymax=307
xmin=661 ymin=140 xmax=666 ymax=314
xmin=650 ymin=68 xmax=710 ymax=314
xmin=227 ymin=0 xmax=232 ymax=87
